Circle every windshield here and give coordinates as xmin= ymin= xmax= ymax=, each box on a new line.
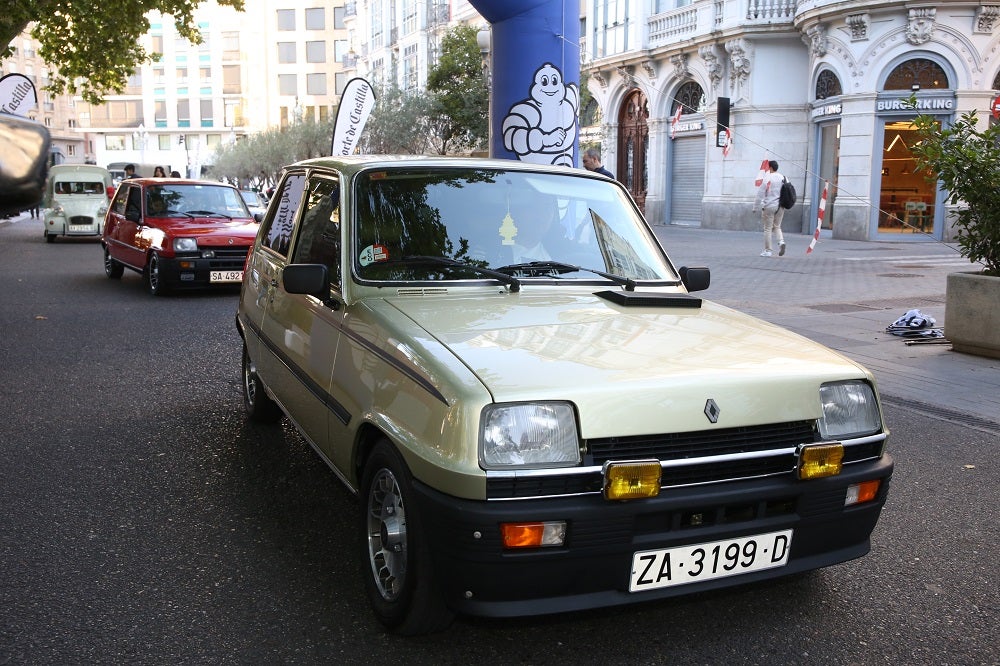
xmin=353 ymin=168 xmax=676 ymax=284
xmin=145 ymin=184 xmax=251 ymax=218
xmin=54 ymin=180 xmax=105 ymax=195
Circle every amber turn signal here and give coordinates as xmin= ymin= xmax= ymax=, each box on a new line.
xmin=500 ymin=521 xmax=566 ymax=549
xmin=845 ymin=479 xmax=881 ymax=506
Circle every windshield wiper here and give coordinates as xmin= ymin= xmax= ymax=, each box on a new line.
xmin=396 ymin=256 xmax=521 ymax=292
xmin=494 ymin=261 xmax=637 ymax=291
xmin=186 ymin=210 xmax=231 ymax=219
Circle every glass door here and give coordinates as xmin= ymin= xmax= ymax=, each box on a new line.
xmin=877 ymin=119 xmax=937 ymax=235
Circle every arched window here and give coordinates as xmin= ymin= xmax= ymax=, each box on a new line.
xmin=884 ymin=58 xmax=949 ymax=90
xmin=993 ymin=69 xmax=1000 ymax=91
xmin=815 ymin=70 xmax=842 ymax=100
xmin=672 ymin=81 xmax=705 ymax=115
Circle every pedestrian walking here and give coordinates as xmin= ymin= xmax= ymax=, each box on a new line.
xmin=753 ymin=160 xmax=786 ymax=257
xmin=582 ymin=148 xmax=615 ymax=180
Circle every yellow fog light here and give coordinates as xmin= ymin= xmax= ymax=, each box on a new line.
xmin=604 ymin=460 xmax=661 ymax=500
xmin=797 ymin=443 xmax=844 ymax=480
xmin=179 ymin=260 xmax=195 ymax=269
xmin=500 ymin=521 xmax=566 ymax=549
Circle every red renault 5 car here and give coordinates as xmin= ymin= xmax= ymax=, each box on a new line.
xmin=101 ymin=178 xmax=261 ymax=296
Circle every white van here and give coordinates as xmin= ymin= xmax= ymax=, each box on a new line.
xmin=42 ymin=164 xmax=114 ymax=242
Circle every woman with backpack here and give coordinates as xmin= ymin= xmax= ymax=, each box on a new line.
xmin=752 ymin=160 xmax=788 ymax=257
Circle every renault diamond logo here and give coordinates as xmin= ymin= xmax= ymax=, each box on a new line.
xmin=704 ymin=398 xmax=720 ymax=423
xmin=228 ymin=238 xmax=234 ymax=245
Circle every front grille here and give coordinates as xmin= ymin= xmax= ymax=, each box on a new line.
xmin=586 ymin=421 xmax=817 ymax=466
xmin=486 ymin=421 xmax=885 ymax=500
xmin=207 ymin=246 xmax=250 ymax=270
xmin=69 ymin=215 xmax=93 ymax=224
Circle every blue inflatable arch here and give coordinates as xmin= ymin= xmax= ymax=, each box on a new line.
xmin=469 ymin=0 xmax=581 ymax=165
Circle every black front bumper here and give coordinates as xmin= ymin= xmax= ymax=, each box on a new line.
xmin=412 ymin=454 xmax=893 ymax=618
xmin=157 ymin=250 xmax=248 ymax=289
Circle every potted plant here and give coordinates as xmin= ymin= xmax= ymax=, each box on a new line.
xmin=910 ymin=105 xmax=1000 ymax=359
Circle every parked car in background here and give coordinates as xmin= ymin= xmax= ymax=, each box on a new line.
xmin=102 ymin=178 xmax=259 ymax=296
xmin=41 ymin=164 xmax=114 ymax=242
xmin=236 ymin=156 xmax=894 ymax=635
xmin=239 ymin=189 xmax=268 ymax=219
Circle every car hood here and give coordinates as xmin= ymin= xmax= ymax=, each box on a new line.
xmin=51 ymin=195 xmax=107 ymax=217
xmin=378 ymin=290 xmax=871 ymax=437
xmin=150 ymin=217 xmax=259 ymax=245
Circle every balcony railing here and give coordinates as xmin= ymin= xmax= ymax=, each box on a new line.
xmin=648 ymin=0 xmax=796 ymax=50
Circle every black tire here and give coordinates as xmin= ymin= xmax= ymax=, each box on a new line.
xmin=360 ymin=441 xmax=453 ymax=635
xmin=45 ymin=233 xmax=55 ymax=243
xmin=241 ymin=343 xmax=281 ymax=423
xmin=104 ymin=247 xmax=124 ymax=279
xmin=145 ymin=252 xmax=169 ymax=296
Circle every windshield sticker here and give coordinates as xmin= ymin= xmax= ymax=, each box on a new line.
xmin=359 ymin=243 xmax=389 ymax=266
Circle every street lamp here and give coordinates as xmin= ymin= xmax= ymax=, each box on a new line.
xmin=132 ymin=123 xmax=148 ymax=164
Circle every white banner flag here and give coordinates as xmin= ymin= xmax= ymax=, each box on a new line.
xmin=330 ymin=77 xmax=376 ymax=156
xmin=0 ymin=73 xmax=38 ymax=117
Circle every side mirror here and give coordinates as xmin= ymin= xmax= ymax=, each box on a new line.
xmin=0 ymin=112 xmax=51 ymax=216
xmin=106 ymin=186 xmax=116 ymax=200
xmin=253 ymin=212 xmax=264 ymax=223
xmin=679 ymin=266 xmax=711 ymax=293
xmin=283 ymin=263 xmax=330 ymax=299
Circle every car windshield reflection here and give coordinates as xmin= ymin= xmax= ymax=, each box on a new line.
xmin=353 ymin=168 xmax=675 ymax=285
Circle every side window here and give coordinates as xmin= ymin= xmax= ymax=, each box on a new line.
xmin=111 ymin=186 xmax=129 ymax=214
xmin=125 ymin=185 xmax=142 ymax=218
xmin=290 ymin=175 xmax=342 ymax=288
xmin=259 ymin=173 xmax=307 ymax=257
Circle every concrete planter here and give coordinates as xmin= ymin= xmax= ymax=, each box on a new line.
xmin=946 ymin=271 xmax=1000 ymax=359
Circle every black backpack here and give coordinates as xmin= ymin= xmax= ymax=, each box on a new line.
xmin=779 ymin=177 xmax=796 ymax=209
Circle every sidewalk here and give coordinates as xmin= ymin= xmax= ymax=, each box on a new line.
xmin=651 ymin=225 xmax=1000 ymax=431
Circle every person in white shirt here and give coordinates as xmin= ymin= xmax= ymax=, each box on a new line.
xmin=752 ymin=160 xmax=786 ymax=257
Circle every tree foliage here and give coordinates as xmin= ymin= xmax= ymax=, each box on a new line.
xmin=1 ymin=0 xmax=243 ymax=104
xmin=910 ymin=104 xmax=1000 ymax=275
xmin=425 ymin=24 xmax=488 ymax=155
xmin=358 ymin=82 xmax=436 ymax=155
xmin=210 ymin=118 xmax=334 ymax=187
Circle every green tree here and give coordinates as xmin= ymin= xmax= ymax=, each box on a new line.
xmin=359 ymin=82 xmax=436 ymax=155
xmin=210 ymin=117 xmax=335 ymax=186
xmin=425 ymin=24 xmax=487 ymax=155
xmin=1 ymin=0 xmax=243 ymax=104
xmin=910 ymin=105 xmax=1000 ymax=276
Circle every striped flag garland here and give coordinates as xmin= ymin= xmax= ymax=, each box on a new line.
xmin=806 ymin=180 xmax=828 ymax=254
xmin=722 ymin=128 xmax=733 ymax=157
xmin=670 ymin=105 xmax=682 ymax=139
xmin=754 ymin=156 xmax=769 ymax=187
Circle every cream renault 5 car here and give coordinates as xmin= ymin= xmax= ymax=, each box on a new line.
xmin=236 ymin=156 xmax=893 ymax=635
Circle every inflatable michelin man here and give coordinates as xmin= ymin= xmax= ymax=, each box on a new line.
xmin=501 ymin=63 xmax=579 ymax=167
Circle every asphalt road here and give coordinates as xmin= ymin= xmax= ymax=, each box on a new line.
xmin=1 ymin=217 xmax=996 ymax=665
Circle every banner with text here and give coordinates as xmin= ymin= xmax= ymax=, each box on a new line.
xmin=330 ymin=77 xmax=376 ymax=156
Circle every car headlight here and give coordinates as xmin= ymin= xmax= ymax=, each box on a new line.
xmin=818 ymin=380 xmax=882 ymax=439
xmin=97 ymin=205 xmax=108 ymax=217
xmin=173 ymin=238 xmax=198 ymax=252
xmin=53 ymin=205 xmax=65 ymax=215
xmin=480 ymin=402 xmax=580 ymax=469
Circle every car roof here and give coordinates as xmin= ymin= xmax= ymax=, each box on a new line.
xmin=128 ymin=178 xmax=238 ymax=188
xmin=286 ymin=155 xmax=610 ymax=181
